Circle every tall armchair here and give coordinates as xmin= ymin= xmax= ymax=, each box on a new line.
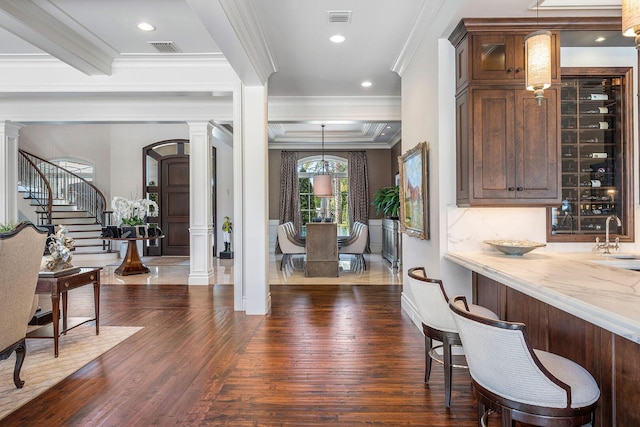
xmin=0 ymin=222 xmax=48 ymax=388
xmin=277 ymin=222 xmax=305 ymax=270
xmin=339 ymin=222 xmax=368 ymax=271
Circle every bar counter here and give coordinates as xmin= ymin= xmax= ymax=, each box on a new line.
xmin=445 ymin=250 xmax=640 ymax=344
xmin=445 ymin=250 xmax=640 ymax=425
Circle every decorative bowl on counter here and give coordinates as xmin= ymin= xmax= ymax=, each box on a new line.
xmin=483 ymin=239 xmax=546 ymax=256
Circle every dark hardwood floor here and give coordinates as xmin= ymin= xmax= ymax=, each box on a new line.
xmin=4 ymin=284 xmax=481 ymax=426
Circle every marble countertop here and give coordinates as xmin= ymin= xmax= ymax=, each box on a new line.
xmin=445 ymin=251 xmax=640 ymax=344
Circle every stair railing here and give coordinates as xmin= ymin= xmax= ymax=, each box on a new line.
xmin=18 ymin=150 xmax=112 ymax=227
xmin=18 ymin=151 xmax=53 ymax=225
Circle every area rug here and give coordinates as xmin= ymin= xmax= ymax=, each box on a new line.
xmin=0 ymin=325 xmax=142 ymax=421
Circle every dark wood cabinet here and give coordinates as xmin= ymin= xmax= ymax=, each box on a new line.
xmin=468 ymin=33 xmax=560 ymax=86
xmin=473 ymin=272 xmax=640 ymax=426
xmin=456 ymin=86 xmax=560 ymax=205
xmin=450 ymin=19 xmax=561 ymax=206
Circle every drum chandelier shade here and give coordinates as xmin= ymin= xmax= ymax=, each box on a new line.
xmin=622 ymin=0 xmax=640 ymax=48
xmin=313 ymin=124 xmax=333 ymax=197
xmin=525 ymin=30 xmax=552 ymax=106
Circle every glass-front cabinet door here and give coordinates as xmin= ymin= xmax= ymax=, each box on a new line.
xmin=548 ymin=68 xmax=634 ymax=242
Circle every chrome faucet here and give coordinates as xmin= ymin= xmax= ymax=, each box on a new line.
xmin=595 ymin=215 xmax=621 ymax=254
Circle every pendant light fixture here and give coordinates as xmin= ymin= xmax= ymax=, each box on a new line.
xmin=622 ymin=0 xmax=640 ymax=49
xmin=313 ymin=124 xmax=332 ymax=197
xmin=525 ymin=0 xmax=551 ymax=106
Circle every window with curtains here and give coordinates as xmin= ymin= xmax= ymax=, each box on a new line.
xmin=298 ymin=156 xmax=349 ymax=235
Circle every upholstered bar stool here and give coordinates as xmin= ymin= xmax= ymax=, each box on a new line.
xmin=407 ymin=267 xmax=499 ymax=408
xmin=449 ymin=295 xmax=600 ymax=427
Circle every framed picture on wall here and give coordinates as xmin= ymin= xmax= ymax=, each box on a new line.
xmin=399 ymin=141 xmax=429 ymax=240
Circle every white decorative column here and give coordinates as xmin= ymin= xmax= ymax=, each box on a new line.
xmin=242 ymin=85 xmax=270 ymax=314
xmin=0 ymin=122 xmax=21 ymax=225
xmin=188 ymin=121 xmax=214 ymax=285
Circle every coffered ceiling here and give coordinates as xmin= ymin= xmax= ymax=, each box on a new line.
xmin=0 ymin=0 xmax=626 ymax=148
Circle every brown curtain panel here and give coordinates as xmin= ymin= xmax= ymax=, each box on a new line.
xmin=276 ymin=151 xmax=301 ymax=253
xmin=348 ymin=151 xmax=370 ymax=253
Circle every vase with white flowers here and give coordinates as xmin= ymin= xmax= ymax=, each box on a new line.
xmin=111 ymin=197 xmax=159 ymax=237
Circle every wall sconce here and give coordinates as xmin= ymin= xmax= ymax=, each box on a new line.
xmin=622 ymin=0 xmax=640 ymax=48
xmin=525 ymin=30 xmax=552 ymax=106
xmin=313 ymin=124 xmax=333 ymax=197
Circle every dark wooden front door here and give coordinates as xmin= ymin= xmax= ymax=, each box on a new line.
xmin=161 ymin=157 xmax=190 ymax=255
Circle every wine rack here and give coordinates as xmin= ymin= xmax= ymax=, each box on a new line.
xmin=552 ymin=75 xmax=624 ymax=237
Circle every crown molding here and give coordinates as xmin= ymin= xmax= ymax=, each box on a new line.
xmin=269 ymin=142 xmax=395 ymax=150
xmin=188 ymin=0 xmax=276 ymax=86
xmin=0 ymin=0 xmax=117 ymax=75
xmin=0 ymin=54 xmax=240 ymax=94
xmin=536 ymin=0 xmax=620 ymax=10
xmin=0 ymin=96 xmax=234 ymax=123
xmin=268 ymin=96 xmax=401 ymax=122
xmin=391 ymin=0 xmax=446 ymax=77
xmin=218 ymin=0 xmax=278 ymax=83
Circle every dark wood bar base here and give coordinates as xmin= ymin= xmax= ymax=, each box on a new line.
xmin=473 ymin=272 xmax=640 ymax=426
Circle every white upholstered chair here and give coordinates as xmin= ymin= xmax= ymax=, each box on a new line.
xmin=277 ymin=222 xmax=305 ymax=270
xmin=449 ymin=295 xmax=600 ymax=426
xmin=0 ymin=221 xmax=48 ymax=388
xmin=407 ymin=267 xmax=499 ymax=408
xmin=339 ymin=222 xmax=368 ymax=271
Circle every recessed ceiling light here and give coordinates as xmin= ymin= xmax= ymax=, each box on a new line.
xmin=361 ymin=81 xmax=372 ymax=87
xmin=381 ymin=133 xmax=386 ymax=136
xmin=386 ymin=125 xmax=392 ymax=129
xmin=329 ymin=35 xmax=346 ymax=43
xmin=595 ymin=36 xmax=606 ymax=42
xmin=136 ymin=21 xmax=156 ymax=32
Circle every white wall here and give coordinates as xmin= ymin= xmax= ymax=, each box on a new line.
xmin=18 ymin=122 xmax=237 ymax=252
xmin=214 ymin=138 xmax=234 ymax=253
xmin=19 ymin=123 xmax=189 ymax=202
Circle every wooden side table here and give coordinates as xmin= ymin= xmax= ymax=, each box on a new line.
xmin=103 ymin=235 xmax=164 ymax=275
xmin=27 ymin=267 xmax=101 ymax=357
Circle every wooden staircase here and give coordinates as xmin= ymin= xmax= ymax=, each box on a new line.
xmin=18 ymin=150 xmax=115 ymax=258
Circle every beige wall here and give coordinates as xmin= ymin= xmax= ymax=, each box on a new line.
xmin=268 ymin=149 xmax=394 ymax=220
xmin=390 ymin=141 xmax=402 ymax=182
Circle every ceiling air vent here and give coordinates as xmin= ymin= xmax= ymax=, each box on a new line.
xmin=327 ymin=10 xmax=352 ymax=24
xmin=148 ymin=41 xmax=182 ymax=53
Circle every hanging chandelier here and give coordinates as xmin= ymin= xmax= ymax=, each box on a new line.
xmin=525 ymin=0 xmax=551 ymax=105
xmin=313 ymin=124 xmax=332 ymax=197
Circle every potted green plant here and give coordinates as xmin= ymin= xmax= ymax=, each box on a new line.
xmin=0 ymin=221 xmax=18 ymax=233
xmin=372 ymin=186 xmax=400 ymax=219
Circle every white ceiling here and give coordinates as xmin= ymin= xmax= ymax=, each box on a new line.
xmin=0 ymin=0 xmax=625 ymax=148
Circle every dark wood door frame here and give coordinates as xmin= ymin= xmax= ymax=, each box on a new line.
xmin=142 ymin=139 xmax=217 ymax=257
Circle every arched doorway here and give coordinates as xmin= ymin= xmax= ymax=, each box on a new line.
xmin=143 ymin=139 xmax=216 ymax=256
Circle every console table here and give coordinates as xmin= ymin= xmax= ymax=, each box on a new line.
xmin=104 ymin=235 xmax=164 ymax=275
xmin=27 ymin=267 xmax=101 ymax=357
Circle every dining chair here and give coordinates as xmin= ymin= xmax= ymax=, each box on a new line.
xmin=449 ymin=295 xmax=600 ymax=426
xmin=339 ymin=222 xmax=368 ymax=271
xmin=277 ymin=223 xmax=305 ymax=270
xmin=407 ymin=267 xmax=499 ymax=408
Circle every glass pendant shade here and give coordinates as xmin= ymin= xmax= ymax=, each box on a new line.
xmin=525 ymin=30 xmax=552 ymax=105
xmin=622 ymin=0 xmax=640 ymax=48
xmin=313 ymin=173 xmax=332 ymax=197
